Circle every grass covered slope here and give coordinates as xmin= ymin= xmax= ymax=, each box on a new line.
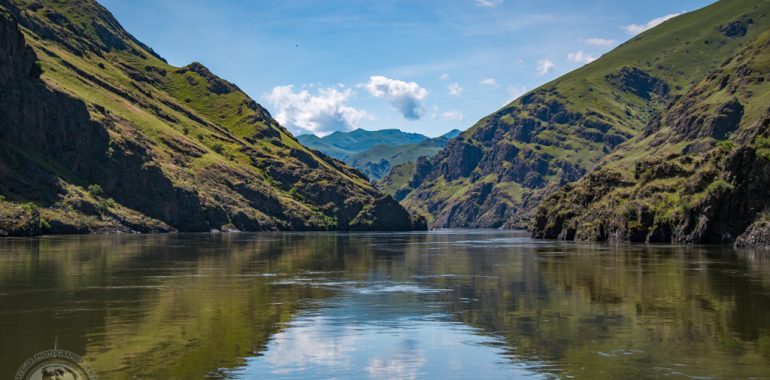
xmin=0 ymin=0 xmax=424 ymax=235
xmin=376 ymin=161 xmax=417 ymax=197
xmin=532 ymin=25 xmax=770 ymax=246
xmin=401 ymin=0 xmax=770 ymax=228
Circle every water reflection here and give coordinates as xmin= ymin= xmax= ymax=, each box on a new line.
xmin=0 ymin=231 xmax=767 ymax=379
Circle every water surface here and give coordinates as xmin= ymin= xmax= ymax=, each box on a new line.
xmin=0 ymin=230 xmax=768 ymax=379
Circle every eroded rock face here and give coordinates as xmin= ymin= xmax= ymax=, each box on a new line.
xmin=530 ymin=29 xmax=770 ymax=245
xmin=531 ymin=170 xmax=635 ymax=241
xmin=400 ymin=0 xmax=768 ymax=234
xmin=438 ymin=140 xmax=483 ymax=181
xmin=403 ymin=89 xmax=607 ymax=228
xmin=670 ymin=98 xmax=744 ymax=141
xmin=0 ymin=10 xmax=208 ymax=232
xmin=718 ymin=17 xmax=753 ymax=38
xmin=533 ymin=126 xmax=770 ymax=245
xmin=606 ymin=67 xmax=669 ymax=100
xmin=430 ymin=184 xmax=518 ymax=228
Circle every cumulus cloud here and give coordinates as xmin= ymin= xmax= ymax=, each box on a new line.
xmin=439 ymin=73 xmax=450 ymax=81
xmin=536 ymin=59 xmax=555 ymax=76
xmin=583 ymin=37 xmax=616 ymax=46
xmin=567 ymin=51 xmax=597 ymax=64
xmin=479 ymin=78 xmax=499 ymax=87
xmin=361 ymin=76 xmax=429 ymax=120
xmin=447 ymin=83 xmax=463 ymax=97
xmin=264 ymin=85 xmax=372 ymax=136
xmin=623 ymin=13 xmax=682 ymax=35
xmin=475 ymin=0 xmax=502 ymax=7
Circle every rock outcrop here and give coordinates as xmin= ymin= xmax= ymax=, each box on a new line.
xmin=735 ymin=221 xmax=770 ymax=248
xmin=531 ymin=26 xmax=770 ymax=246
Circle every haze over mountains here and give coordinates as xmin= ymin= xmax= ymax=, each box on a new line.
xmin=298 ymin=129 xmax=461 ymax=181
xmin=297 ymin=129 xmax=427 ymax=160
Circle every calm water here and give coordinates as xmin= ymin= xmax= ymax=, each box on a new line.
xmin=0 ymin=230 xmax=769 ymax=379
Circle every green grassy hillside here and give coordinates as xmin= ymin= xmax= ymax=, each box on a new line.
xmin=532 ymin=24 xmax=770 ymax=246
xmin=0 ymin=0 xmax=423 ymax=234
xmin=401 ymin=0 xmax=770 ymax=229
xmin=376 ymin=161 xmax=416 ymax=196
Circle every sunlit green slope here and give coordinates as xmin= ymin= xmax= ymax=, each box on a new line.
xmin=0 ymin=0 xmax=423 ymax=234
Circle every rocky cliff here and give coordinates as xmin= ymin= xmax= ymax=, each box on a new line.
xmin=0 ymin=0 xmax=423 ymax=235
xmin=532 ymin=26 xmax=770 ymax=247
xmin=399 ymin=0 xmax=770 ymax=234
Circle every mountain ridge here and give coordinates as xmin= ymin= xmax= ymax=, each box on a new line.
xmin=398 ymin=0 xmax=770 ymax=233
xmin=348 ymin=129 xmax=462 ymax=181
xmin=531 ymin=23 xmax=770 ymax=246
xmin=298 ymin=128 xmax=461 ymax=182
xmin=0 ymin=0 xmax=424 ymax=235
xmin=297 ymin=128 xmax=432 ymax=161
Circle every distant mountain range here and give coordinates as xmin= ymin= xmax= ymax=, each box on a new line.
xmin=297 ymin=129 xmax=429 ymax=160
xmin=298 ymin=129 xmax=461 ymax=181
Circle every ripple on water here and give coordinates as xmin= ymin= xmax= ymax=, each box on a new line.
xmin=354 ymin=284 xmax=452 ymax=295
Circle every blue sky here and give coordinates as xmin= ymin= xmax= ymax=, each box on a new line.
xmin=100 ymin=0 xmax=715 ymax=137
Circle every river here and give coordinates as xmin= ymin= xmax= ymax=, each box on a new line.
xmin=0 ymin=230 xmax=768 ymax=379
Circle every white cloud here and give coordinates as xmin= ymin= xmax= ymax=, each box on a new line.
xmin=430 ymin=107 xmax=464 ymax=122
xmin=583 ymin=37 xmax=616 ymax=46
xmin=361 ymin=76 xmax=429 ymax=120
xmin=623 ymin=13 xmax=682 ymax=36
xmin=504 ymin=85 xmax=527 ymax=105
xmin=439 ymin=73 xmax=450 ymax=81
xmin=479 ymin=78 xmax=499 ymax=87
xmin=441 ymin=111 xmax=465 ymax=121
xmin=536 ymin=59 xmax=555 ymax=76
xmin=447 ymin=83 xmax=463 ymax=97
xmin=475 ymin=0 xmax=502 ymax=7
xmin=264 ymin=85 xmax=372 ymax=136
xmin=567 ymin=51 xmax=597 ymax=64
